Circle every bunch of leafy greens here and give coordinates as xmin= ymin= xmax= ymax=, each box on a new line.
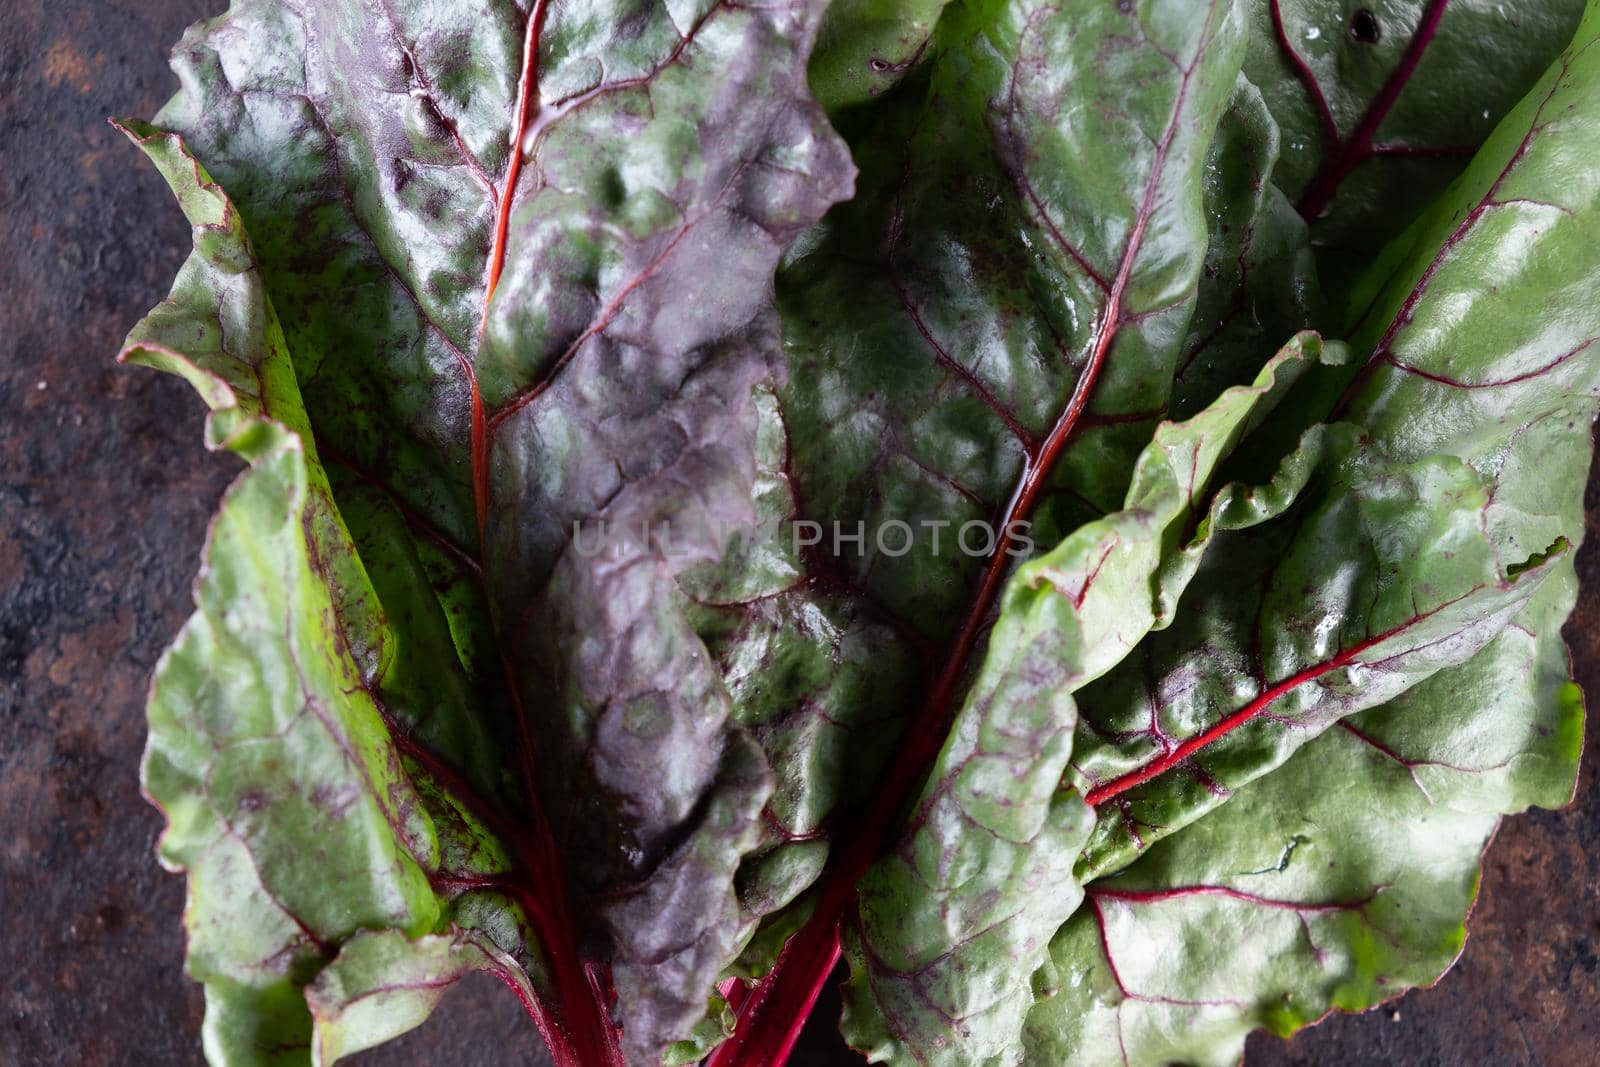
xmin=119 ymin=0 xmax=1599 ymax=1064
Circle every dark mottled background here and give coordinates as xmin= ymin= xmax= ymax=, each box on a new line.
xmin=1 ymin=2 xmax=1594 ymax=1065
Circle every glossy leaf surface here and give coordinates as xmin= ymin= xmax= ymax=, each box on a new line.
xmin=840 ymin=338 xmax=1327 ymax=1065
xmin=1245 ymin=0 xmax=1585 ymax=284
xmin=840 ymin=9 xmax=1600 ymax=1063
xmin=117 ymin=1 xmax=1600 ymax=1065
xmin=123 ymin=0 xmax=852 ymax=1063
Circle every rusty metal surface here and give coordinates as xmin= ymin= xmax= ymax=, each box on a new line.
xmin=0 ymin=3 xmax=1593 ymax=1065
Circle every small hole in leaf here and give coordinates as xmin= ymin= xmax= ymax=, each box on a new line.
xmin=869 ymin=56 xmax=891 ymax=73
xmin=1349 ymin=9 xmax=1381 ymax=44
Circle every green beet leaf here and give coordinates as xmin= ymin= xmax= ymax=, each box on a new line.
xmin=116 ymin=1 xmax=1600 ymax=1065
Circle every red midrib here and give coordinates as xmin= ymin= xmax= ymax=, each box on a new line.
xmin=706 ymin=39 xmax=1208 ymax=1067
xmin=470 ymin=0 xmax=553 ymax=535
xmin=1090 ymin=884 xmax=1374 ymax=913
xmin=450 ymin=2 xmax=623 ymax=1064
xmin=699 ymin=600 xmax=1462 ymax=1059
xmin=1083 ymin=586 xmax=1476 ymax=810
xmin=1330 ymin=63 xmax=1567 ymax=420
xmin=1086 ymin=628 xmax=1377 ymax=806
xmin=1296 ymin=0 xmax=1453 ymax=221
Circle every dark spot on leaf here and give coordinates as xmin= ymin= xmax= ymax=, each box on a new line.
xmin=1349 ymin=9 xmax=1381 ymax=44
xmin=868 ymin=57 xmax=890 ymax=73
xmin=597 ymin=166 xmax=627 ymax=212
xmin=391 ymin=157 xmax=413 ymax=194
